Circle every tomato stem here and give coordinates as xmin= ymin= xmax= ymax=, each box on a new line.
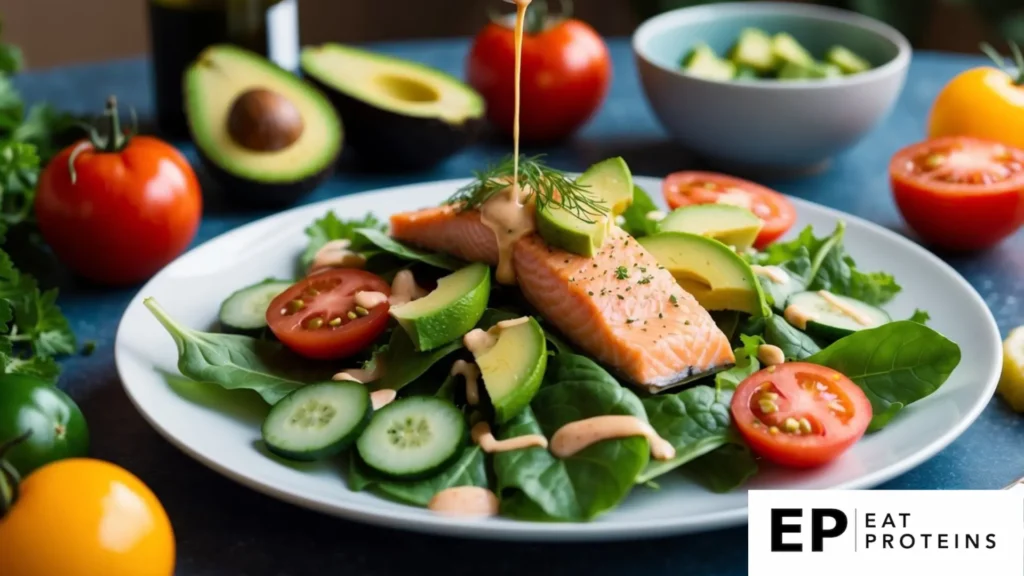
xmin=67 ymin=95 xmax=138 ymax=184
xmin=980 ymin=41 xmax=1024 ymax=86
xmin=0 ymin=430 xmax=31 ymax=518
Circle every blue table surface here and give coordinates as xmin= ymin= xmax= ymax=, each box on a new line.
xmin=14 ymin=38 xmax=1024 ymax=576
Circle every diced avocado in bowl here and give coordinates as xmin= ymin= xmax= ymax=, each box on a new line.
xmin=681 ymin=43 xmax=736 ymax=81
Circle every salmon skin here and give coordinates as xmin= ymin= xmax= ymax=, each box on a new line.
xmin=390 ymin=207 xmax=735 ymax=392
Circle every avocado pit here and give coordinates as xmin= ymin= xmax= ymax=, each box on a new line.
xmin=227 ymin=88 xmax=304 ymax=152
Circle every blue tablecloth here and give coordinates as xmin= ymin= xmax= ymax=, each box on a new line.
xmin=14 ymin=39 xmax=1024 ymax=576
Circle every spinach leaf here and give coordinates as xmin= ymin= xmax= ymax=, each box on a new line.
xmin=764 ymin=315 xmax=821 ymax=361
xmin=711 ymin=311 xmax=741 ymax=342
xmin=684 ymin=441 xmax=759 ymax=493
xmin=908 ymin=309 xmax=930 ymax=325
xmin=636 ymin=385 xmax=732 ymax=483
xmin=757 ymin=250 xmax=810 ymax=311
xmin=756 ymin=222 xmax=901 ymax=306
xmin=807 ymin=321 xmax=961 ymax=431
xmin=618 ymin=185 xmax=661 ymax=239
xmin=494 ymin=354 xmax=650 ymax=521
xmin=355 ymin=228 xmax=464 ymax=271
xmin=347 ymin=446 xmax=488 ymax=507
xmin=715 ymin=334 xmax=763 ymax=395
xmin=299 ymin=211 xmax=385 ymax=271
xmin=145 ymin=298 xmax=334 ymax=404
xmin=371 ymin=327 xmax=462 ymax=392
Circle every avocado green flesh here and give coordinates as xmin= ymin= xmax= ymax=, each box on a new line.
xmin=730 ymin=28 xmax=775 ymax=73
xmin=827 ymin=45 xmax=871 ymax=75
xmin=300 ymin=44 xmax=483 ymax=124
xmin=772 ymin=33 xmax=815 ymax=67
xmin=778 ymin=61 xmax=842 ymax=80
xmin=659 ymin=204 xmax=763 ymax=251
xmin=535 ymin=157 xmax=632 ymax=256
xmin=639 ymin=232 xmax=769 ymax=317
xmin=391 ymin=263 xmax=491 ymax=352
xmin=185 ymin=45 xmax=341 ymax=182
xmin=473 ymin=318 xmax=547 ymax=424
xmin=684 ymin=44 xmax=736 ymax=81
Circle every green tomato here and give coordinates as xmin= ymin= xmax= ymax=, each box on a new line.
xmin=0 ymin=373 xmax=88 ymax=476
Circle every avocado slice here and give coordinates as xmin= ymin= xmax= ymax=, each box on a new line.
xmin=535 ymin=157 xmax=632 ymax=256
xmin=771 ymin=33 xmax=815 ymax=68
xmin=682 ymin=43 xmax=736 ymax=81
xmin=185 ymin=45 xmax=342 ymax=207
xmin=390 ymin=263 xmax=491 ymax=352
xmin=659 ymin=204 xmax=764 ymax=251
xmin=826 ymin=45 xmax=872 ymax=75
xmin=778 ymin=61 xmax=843 ymax=81
xmin=470 ymin=317 xmax=547 ymax=424
xmin=730 ymin=28 xmax=776 ymax=74
xmin=300 ymin=44 xmax=485 ymax=171
xmin=639 ymin=232 xmax=770 ymax=317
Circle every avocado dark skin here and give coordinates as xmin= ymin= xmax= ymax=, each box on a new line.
xmin=196 ymin=148 xmax=337 ymax=209
xmin=305 ymin=75 xmax=484 ymax=172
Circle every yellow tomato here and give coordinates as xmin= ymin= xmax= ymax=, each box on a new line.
xmin=999 ymin=326 xmax=1024 ymax=413
xmin=0 ymin=458 xmax=175 ymax=576
xmin=928 ymin=66 xmax=1024 ymax=149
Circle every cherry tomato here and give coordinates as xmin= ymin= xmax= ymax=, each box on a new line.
xmin=731 ymin=362 xmax=872 ymax=468
xmin=267 ymin=268 xmax=391 ymax=360
xmin=466 ymin=2 xmax=611 ymax=142
xmin=928 ymin=46 xmax=1024 ymax=150
xmin=36 ymin=96 xmax=202 ymax=286
xmin=0 ymin=458 xmax=175 ymax=576
xmin=662 ymin=171 xmax=796 ymax=248
xmin=890 ymin=137 xmax=1024 ymax=251
xmin=0 ymin=374 xmax=88 ymax=477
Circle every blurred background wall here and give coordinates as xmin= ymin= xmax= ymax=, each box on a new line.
xmin=0 ymin=0 xmax=1006 ymax=70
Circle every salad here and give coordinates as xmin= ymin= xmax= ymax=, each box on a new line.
xmin=144 ymin=156 xmax=961 ymax=521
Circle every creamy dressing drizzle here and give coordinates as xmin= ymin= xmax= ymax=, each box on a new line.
xmin=550 ymin=415 xmax=676 ymax=460
xmin=645 ymin=210 xmax=666 ymax=222
xmin=370 ymin=389 xmax=397 ymax=410
xmin=818 ymin=290 xmax=873 ymax=326
xmin=463 ymin=316 xmax=529 ymax=356
xmin=783 ymin=303 xmax=817 ymax=331
xmin=427 ymin=486 xmax=500 ymax=517
xmin=332 ymin=363 xmax=382 ymax=384
xmin=757 ymin=344 xmax=785 ymax=367
xmin=310 ymin=239 xmax=366 ymax=272
xmin=450 ymin=359 xmax=482 ymax=406
xmin=478 ymin=0 xmax=535 ymax=286
xmin=354 ymin=291 xmax=389 ymax=310
xmin=471 ymin=421 xmax=548 ymax=453
xmin=390 ymin=270 xmax=427 ymax=306
xmin=751 ymin=265 xmax=788 ymax=285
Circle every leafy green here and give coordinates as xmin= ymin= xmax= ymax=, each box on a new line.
xmin=144 ymin=298 xmax=335 ymax=404
xmin=354 ymin=228 xmax=464 ymax=271
xmin=756 ymin=222 xmax=901 ymax=306
xmin=908 ymin=309 xmax=930 ymax=325
xmin=347 ymin=446 xmax=488 ymax=506
xmin=764 ymin=315 xmax=821 ymax=361
xmin=684 ymin=441 xmax=759 ymax=493
xmin=714 ymin=334 xmax=763 ymax=394
xmin=298 ymin=211 xmax=386 ymax=271
xmin=757 ymin=252 xmax=809 ymax=311
xmin=637 ymin=385 xmax=732 ymax=483
xmin=807 ymin=321 xmax=961 ymax=431
xmin=494 ymin=354 xmax=650 ymax=521
xmin=618 ymin=185 xmax=661 ymax=238
xmin=372 ymin=327 xmax=463 ymax=392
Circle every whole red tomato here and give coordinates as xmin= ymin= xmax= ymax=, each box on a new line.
xmin=467 ymin=1 xmax=611 ymax=143
xmin=36 ymin=97 xmax=202 ymax=285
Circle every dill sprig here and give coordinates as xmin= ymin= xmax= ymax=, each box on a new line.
xmin=445 ymin=154 xmax=609 ymax=224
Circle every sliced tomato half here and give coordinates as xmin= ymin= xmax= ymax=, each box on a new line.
xmin=890 ymin=136 xmax=1024 ymax=251
xmin=730 ymin=362 xmax=872 ymax=468
xmin=662 ymin=171 xmax=797 ymax=248
xmin=266 ymin=269 xmax=391 ymax=360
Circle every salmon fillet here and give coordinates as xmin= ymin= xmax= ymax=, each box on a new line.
xmin=390 ymin=207 xmax=735 ymax=391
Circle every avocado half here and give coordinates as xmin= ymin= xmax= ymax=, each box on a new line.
xmin=185 ymin=45 xmax=343 ymax=207
xmin=300 ymin=44 xmax=485 ymax=171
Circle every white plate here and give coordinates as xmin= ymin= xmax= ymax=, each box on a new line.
xmin=115 ymin=176 xmax=1001 ymax=541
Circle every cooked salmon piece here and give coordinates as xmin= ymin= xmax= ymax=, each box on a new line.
xmin=389 ymin=208 xmax=735 ymax=391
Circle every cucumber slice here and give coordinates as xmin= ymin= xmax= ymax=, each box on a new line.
xmin=261 ymin=381 xmax=372 ymax=462
xmin=682 ymin=43 xmax=736 ymax=81
xmin=219 ymin=279 xmax=292 ymax=334
xmin=827 ymin=45 xmax=871 ymax=75
xmin=356 ymin=396 xmax=466 ymax=479
xmin=730 ymin=28 xmax=775 ymax=73
xmin=784 ymin=291 xmax=890 ymax=341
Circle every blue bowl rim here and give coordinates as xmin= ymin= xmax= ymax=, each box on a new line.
xmin=631 ymin=1 xmax=911 ymax=89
